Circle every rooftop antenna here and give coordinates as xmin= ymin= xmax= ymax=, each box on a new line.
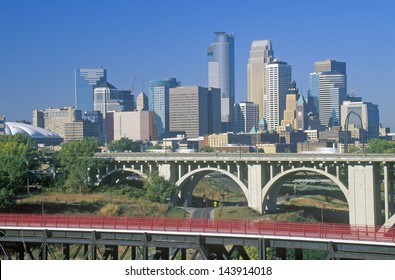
xmin=131 ymin=75 xmax=136 ymax=95
xmin=141 ymin=73 xmax=144 ymax=92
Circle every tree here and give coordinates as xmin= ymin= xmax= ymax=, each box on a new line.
xmin=57 ymin=138 xmax=100 ymax=192
xmin=0 ymin=134 xmax=37 ymax=209
xmin=366 ymin=139 xmax=395 ymax=154
xmin=201 ymin=146 xmax=214 ymax=153
xmin=143 ymin=171 xmax=177 ymax=203
xmin=108 ymin=137 xmax=140 ymax=152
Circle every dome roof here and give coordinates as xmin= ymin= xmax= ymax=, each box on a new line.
xmin=5 ymin=122 xmax=61 ymax=139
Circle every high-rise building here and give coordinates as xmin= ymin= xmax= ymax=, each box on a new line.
xmin=75 ymin=68 xmax=107 ymax=112
xmin=0 ymin=116 xmax=5 ymax=135
xmin=341 ymin=101 xmax=380 ymax=140
xmin=265 ymin=60 xmax=292 ymax=131
xmin=149 ymin=78 xmax=180 ymax=138
xmin=247 ymin=40 xmax=273 ymax=120
xmin=296 ymin=95 xmax=307 ymax=131
xmin=309 ymin=59 xmax=347 ymax=128
xmin=169 ymin=86 xmax=220 ymax=138
xmin=234 ymin=102 xmax=259 ymax=133
xmin=33 ymin=107 xmax=82 ymax=138
xmin=93 ymin=82 xmax=134 ymax=116
xmin=207 ymin=32 xmax=235 ymax=131
xmin=281 ymin=81 xmax=299 ymax=129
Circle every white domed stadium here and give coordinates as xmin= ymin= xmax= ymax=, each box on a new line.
xmin=5 ymin=122 xmax=63 ymax=146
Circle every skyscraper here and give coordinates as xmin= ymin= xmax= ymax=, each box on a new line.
xmin=265 ymin=60 xmax=292 ymax=131
xmin=234 ymin=102 xmax=259 ymax=133
xmin=309 ymin=59 xmax=347 ymax=128
xmin=247 ymin=40 xmax=273 ymax=120
xmin=149 ymin=78 xmax=180 ymax=138
xmin=207 ymin=32 xmax=235 ymax=132
xmin=75 ymin=68 xmax=107 ymax=113
xmin=93 ymin=82 xmax=134 ymax=116
xmin=169 ymin=86 xmax=220 ymax=138
xmin=281 ymin=81 xmax=299 ymax=129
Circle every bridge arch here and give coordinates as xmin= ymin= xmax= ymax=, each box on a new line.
xmin=95 ymin=168 xmax=147 ymax=186
xmin=176 ymin=167 xmax=249 ymax=201
xmin=261 ymin=167 xmax=350 ymax=211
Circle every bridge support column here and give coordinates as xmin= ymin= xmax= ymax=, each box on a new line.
xmin=248 ymin=164 xmax=263 ymax=213
xmin=237 ymin=164 xmax=241 ymax=180
xmin=384 ymin=164 xmax=389 ymax=221
xmin=348 ymin=165 xmax=379 ymax=226
xmin=270 ymin=164 xmax=274 ymax=180
xmin=158 ymin=163 xmax=177 ymax=182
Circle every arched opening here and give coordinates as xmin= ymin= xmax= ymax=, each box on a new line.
xmin=176 ymin=168 xmax=248 ymax=215
xmin=95 ymin=168 xmax=147 ymax=188
xmin=262 ymin=167 xmax=350 ymax=223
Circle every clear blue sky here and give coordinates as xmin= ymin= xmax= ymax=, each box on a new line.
xmin=1 ymin=0 xmax=395 ymax=130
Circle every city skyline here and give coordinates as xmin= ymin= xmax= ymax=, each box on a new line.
xmin=1 ymin=1 xmax=395 ymax=130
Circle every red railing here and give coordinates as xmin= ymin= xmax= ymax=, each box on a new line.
xmin=0 ymin=214 xmax=394 ymax=244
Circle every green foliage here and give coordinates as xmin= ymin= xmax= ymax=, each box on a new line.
xmin=0 ymin=134 xmax=37 ymax=209
xmin=201 ymin=146 xmax=214 ymax=153
xmin=147 ymin=144 xmax=162 ymax=150
xmin=108 ymin=137 xmax=140 ymax=152
xmin=57 ymin=138 xmax=100 ymax=192
xmin=143 ymin=171 xmax=177 ymax=203
xmin=366 ymin=139 xmax=395 ymax=154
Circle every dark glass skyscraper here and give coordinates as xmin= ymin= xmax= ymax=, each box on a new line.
xmin=207 ymin=32 xmax=235 ymax=132
xmin=75 ymin=68 xmax=107 ymax=113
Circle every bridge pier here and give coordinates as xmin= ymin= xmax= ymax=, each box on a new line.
xmin=348 ymin=165 xmax=381 ymax=226
xmin=247 ymin=164 xmax=264 ymax=213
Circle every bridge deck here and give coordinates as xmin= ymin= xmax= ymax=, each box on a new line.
xmin=1 ymin=214 xmax=394 ymax=245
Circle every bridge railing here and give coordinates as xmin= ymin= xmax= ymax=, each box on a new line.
xmin=0 ymin=214 xmax=394 ymax=244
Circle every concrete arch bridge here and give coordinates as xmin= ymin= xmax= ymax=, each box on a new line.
xmin=93 ymin=152 xmax=395 ymax=228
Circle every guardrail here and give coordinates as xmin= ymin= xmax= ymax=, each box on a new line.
xmin=94 ymin=152 xmax=395 ymax=163
xmin=0 ymin=214 xmax=394 ymax=244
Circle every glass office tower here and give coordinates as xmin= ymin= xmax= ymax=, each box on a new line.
xmin=207 ymin=32 xmax=235 ymax=132
xmin=75 ymin=68 xmax=107 ymax=113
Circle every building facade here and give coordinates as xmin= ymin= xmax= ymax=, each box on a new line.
xmin=136 ymin=91 xmax=149 ymax=111
xmin=82 ymin=111 xmax=104 ymax=144
xmin=169 ymin=86 xmax=220 ymax=138
xmin=207 ymin=32 xmax=235 ymax=131
xmin=75 ymin=68 xmax=107 ymax=113
xmin=341 ymin=101 xmax=380 ymax=140
xmin=265 ymin=60 xmax=292 ymax=131
xmin=33 ymin=107 xmax=82 ymax=138
xmin=309 ymin=59 xmax=347 ymax=128
xmin=113 ymin=111 xmax=157 ymax=141
xmin=247 ymin=40 xmax=273 ymax=120
xmin=0 ymin=116 xmax=5 ymax=135
xmin=64 ymin=121 xmax=100 ymax=142
xmin=93 ymin=82 xmax=134 ymax=116
xmin=281 ymin=81 xmax=299 ymax=129
xmin=149 ymin=78 xmax=180 ymax=137
xmin=234 ymin=102 xmax=259 ymax=133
